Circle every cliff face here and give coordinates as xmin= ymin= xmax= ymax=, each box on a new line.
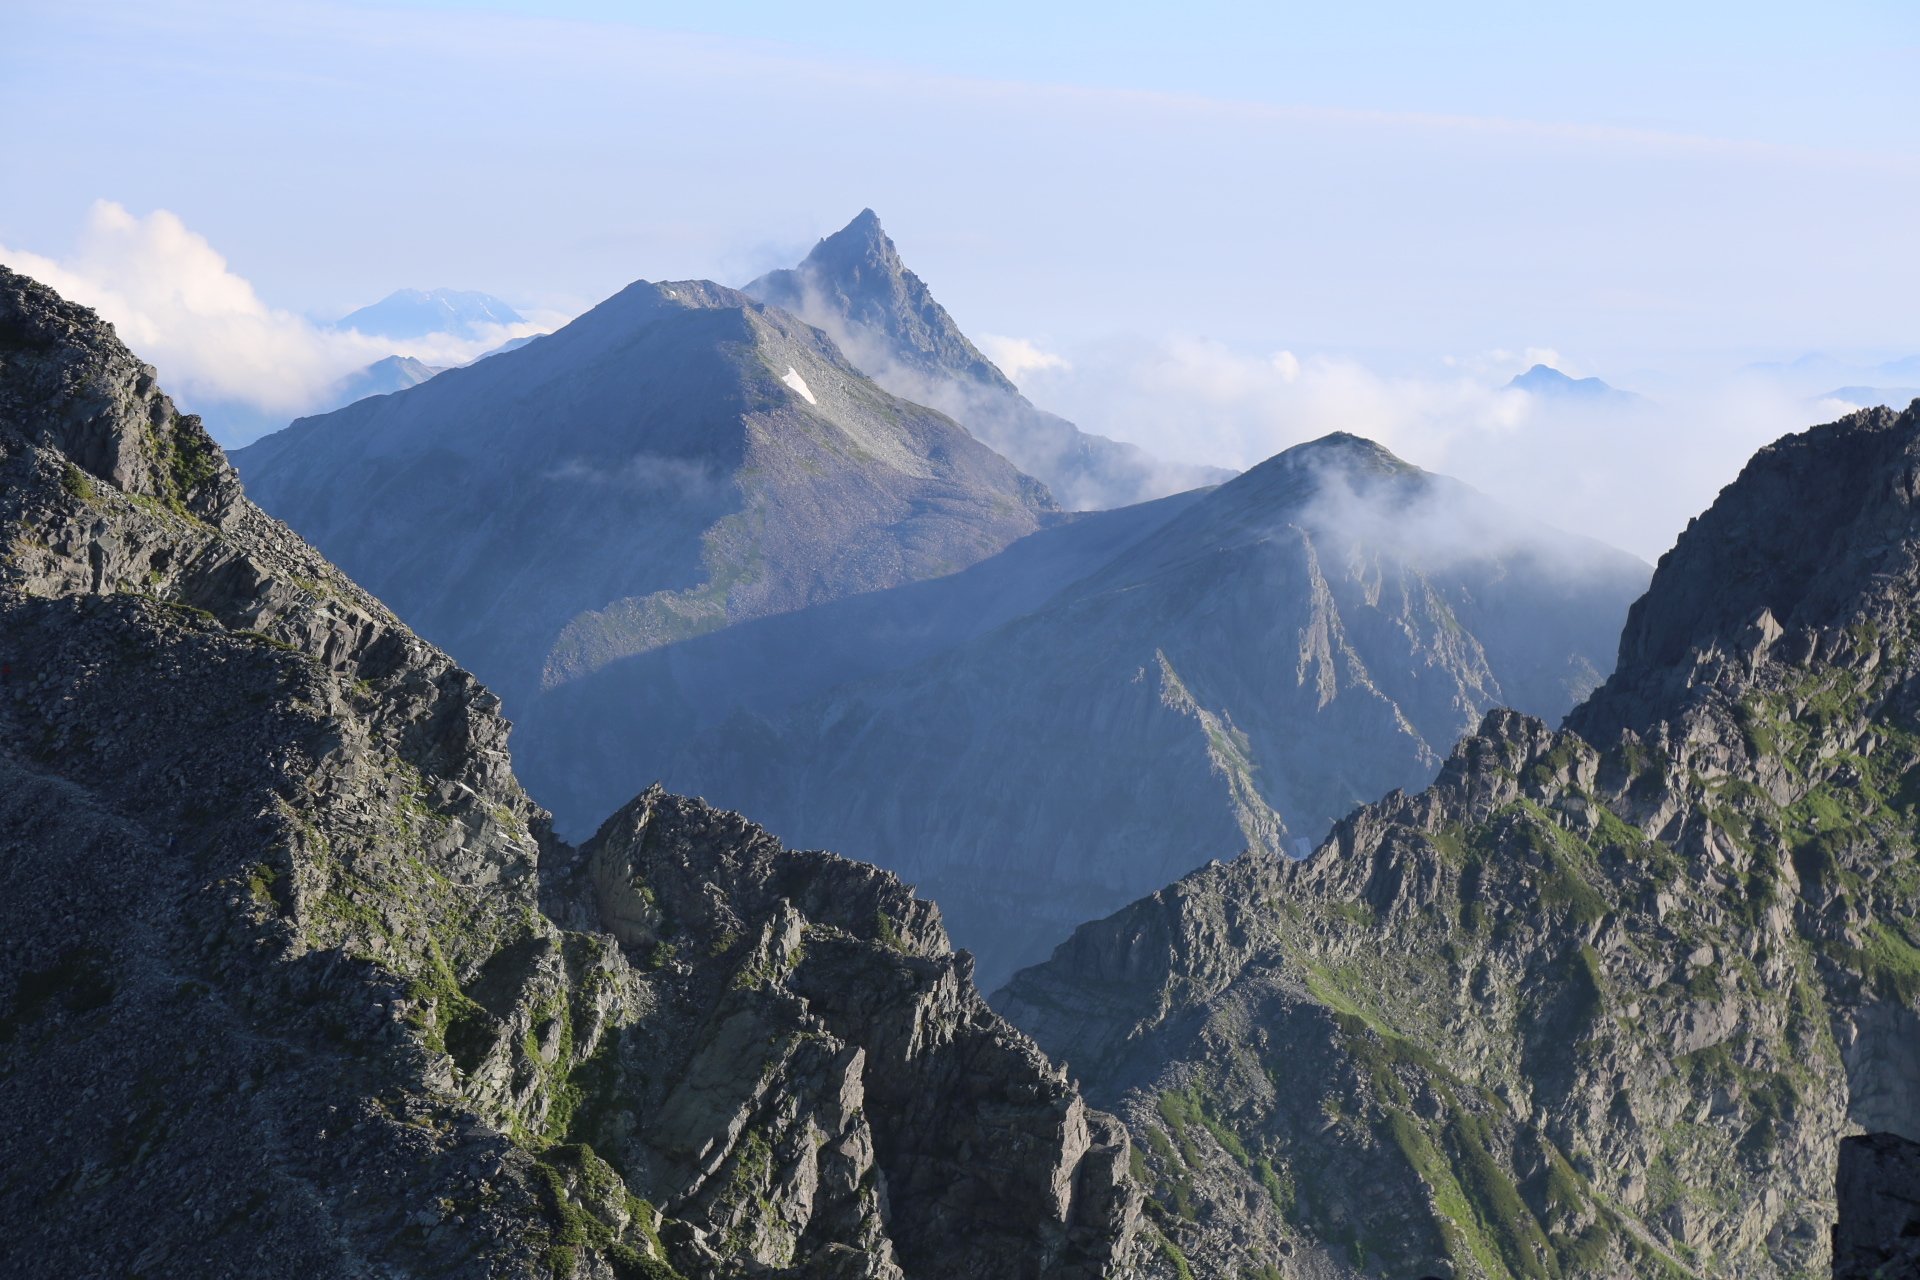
xmin=1000 ymin=405 xmax=1920 ymax=1279
xmin=0 ymin=267 xmax=1144 ymax=1278
xmin=745 ymin=211 xmax=1233 ymax=511
xmin=673 ymin=435 xmax=1646 ymax=990
xmin=231 ymin=276 xmax=1058 ymax=706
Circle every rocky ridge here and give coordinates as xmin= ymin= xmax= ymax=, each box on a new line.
xmin=1000 ymin=404 xmax=1920 ymax=1278
xmin=0 ymin=266 xmax=1144 ymax=1277
xmin=745 ymin=211 xmax=1232 ymax=510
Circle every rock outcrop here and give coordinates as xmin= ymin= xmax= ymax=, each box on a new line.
xmin=0 ymin=267 xmax=1143 ymax=1277
xmin=676 ymin=435 xmax=1647 ymax=989
xmin=1000 ymin=404 xmax=1920 ymax=1278
xmin=745 ymin=210 xmax=1233 ymax=511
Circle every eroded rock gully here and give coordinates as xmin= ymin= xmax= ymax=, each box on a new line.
xmin=0 ymin=268 xmax=1144 ymax=1278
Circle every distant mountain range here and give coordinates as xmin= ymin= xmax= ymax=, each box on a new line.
xmin=654 ymin=433 xmax=1648 ymax=987
xmin=1744 ymin=351 xmax=1920 ymax=394
xmin=233 ymin=277 xmax=1059 ymax=709
xmin=747 ymin=211 xmax=1235 ymax=509
xmin=236 ymin=252 xmax=1650 ymax=992
xmin=322 ymin=353 xmax=442 ymax=406
xmin=1505 ymin=363 xmax=1642 ymax=404
xmin=331 ymin=286 xmax=525 ymax=340
xmin=1822 ymin=386 xmax=1920 ymax=410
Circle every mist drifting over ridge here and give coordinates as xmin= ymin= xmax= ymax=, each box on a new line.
xmin=2 ymin=194 xmax=1906 ymax=560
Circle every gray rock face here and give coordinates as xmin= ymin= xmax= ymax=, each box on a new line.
xmin=675 ymin=434 xmax=1647 ymax=989
xmin=1833 ymin=1133 xmax=1920 ymax=1280
xmin=0 ymin=267 xmax=1145 ymax=1278
xmin=232 ymin=276 xmax=1058 ymax=705
xmin=998 ymin=403 xmax=1920 ymax=1278
xmin=746 ymin=211 xmax=1234 ymax=511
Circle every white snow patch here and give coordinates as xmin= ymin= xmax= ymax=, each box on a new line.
xmin=781 ymin=366 xmax=817 ymax=405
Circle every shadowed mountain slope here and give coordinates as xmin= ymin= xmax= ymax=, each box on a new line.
xmin=0 ymin=268 xmax=1146 ymax=1278
xmin=515 ymin=485 xmax=1212 ymax=840
xmin=746 ymin=211 xmax=1233 ymax=510
xmin=670 ymin=434 xmax=1648 ymax=989
xmin=231 ymin=277 xmax=1059 ymax=707
xmin=999 ymin=403 xmax=1920 ymax=1279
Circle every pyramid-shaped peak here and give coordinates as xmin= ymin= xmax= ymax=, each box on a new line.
xmin=801 ymin=208 xmax=904 ymax=275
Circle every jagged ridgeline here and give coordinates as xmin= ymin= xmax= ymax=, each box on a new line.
xmin=744 ymin=210 xmax=1234 ymax=511
xmin=0 ymin=268 xmax=1146 ymax=1278
xmin=1001 ymin=401 xmax=1920 ymax=1278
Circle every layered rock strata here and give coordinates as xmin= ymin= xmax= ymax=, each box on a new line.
xmin=0 ymin=267 xmax=1142 ymax=1278
xmin=1002 ymin=404 xmax=1920 ymax=1279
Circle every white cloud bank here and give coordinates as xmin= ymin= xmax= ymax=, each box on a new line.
xmin=1009 ymin=336 xmax=1828 ymax=562
xmin=977 ymin=333 xmax=1069 ymax=383
xmin=0 ymin=202 xmax=558 ymax=444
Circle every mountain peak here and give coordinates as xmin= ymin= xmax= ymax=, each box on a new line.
xmin=332 ymin=287 xmax=523 ymax=341
xmin=1275 ymin=430 xmax=1412 ymax=472
xmin=744 ymin=212 xmax=1237 ymax=509
xmin=1571 ymin=400 xmax=1920 ymax=742
xmin=1505 ymin=363 xmax=1640 ymax=403
xmin=748 ymin=211 xmax=1013 ymax=396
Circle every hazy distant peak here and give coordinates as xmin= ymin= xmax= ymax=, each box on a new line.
xmin=1214 ymin=433 xmax=1424 ymax=509
xmin=1505 ymin=363 xmax=1640 ymax=403
xmin=1268 ymin=431 xmax=1416 ymax=475
xmin=333 ymin=287 xmax=524 ymax=340
xmin=1820 ymin=386 xmax=1920 ymax=410
xmin=746 ymin=211 xmax=1016 ymax=393
xmin=745 ymin=211 xmax=1237 ymax=509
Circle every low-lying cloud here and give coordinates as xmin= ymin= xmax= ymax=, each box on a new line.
xmin=0 ymin=202 xmax=560 ymax=444
xmin=1002 ymin=335 xmax=1831 ymax=562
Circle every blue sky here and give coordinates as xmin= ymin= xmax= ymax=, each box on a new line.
xmin=3 ymin=0 xmax=1918 ymax=554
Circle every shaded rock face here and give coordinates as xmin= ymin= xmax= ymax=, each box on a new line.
xmin=0 ymin=267 xmax=1144 ymax=1279
xmin=745 ymin=211 xmax=1233 ymax=511
xmin=231 ymin=276 xmax=1058 ymax=706
xmin=675 ymin=434 xmax=1646 ymax=990
xmin=517 ymin=487 xmax=1210 ymax=841
xmin=1000 ymin=404 xmax=1920 ymax=1278
xmin=1833 ymin=1133 xmax=1920 ymax=1280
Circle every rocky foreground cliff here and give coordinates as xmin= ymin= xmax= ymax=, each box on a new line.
xmin=0 ymin=267 xmax=1145 ymax=1277
xmin=1000 ymin=402 xmax=1920 ymax=1279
